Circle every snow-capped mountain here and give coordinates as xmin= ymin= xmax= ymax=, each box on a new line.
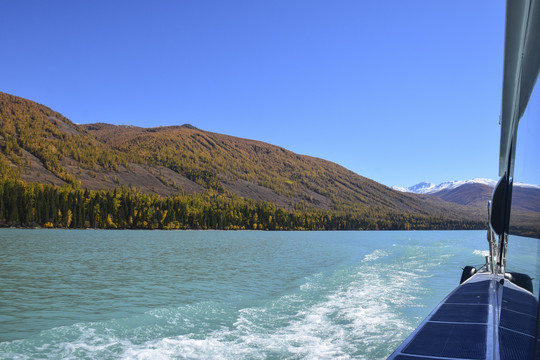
xmin=393 ymin=178 xmax=540 ymax=195
xmin=392 ymin=178 xmax=497 ymax=195
xmin=393 ymin=178 xmax=540 ymax=211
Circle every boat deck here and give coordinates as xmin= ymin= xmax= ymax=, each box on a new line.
xmin=388 ymin=273 xmax=539 ymax=360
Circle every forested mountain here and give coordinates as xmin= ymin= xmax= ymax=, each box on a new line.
xmin=0 ymin=91 xmax=485 ymax=229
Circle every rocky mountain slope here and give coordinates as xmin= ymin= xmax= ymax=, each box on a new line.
xmin=0 ymin=91 xmax=485 ymax=224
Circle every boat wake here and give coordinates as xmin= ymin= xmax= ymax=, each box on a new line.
xmin=473 ymin=249 xmax=489 ymax=257
xmin=0 ymin=242 xmax=444 ymax=360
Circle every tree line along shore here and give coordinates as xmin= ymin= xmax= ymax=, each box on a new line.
xmin=0 ymin=179 xmax=485 ymax=231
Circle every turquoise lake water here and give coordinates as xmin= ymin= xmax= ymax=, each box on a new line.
xmin=0 ymin=229 xmax=491 ymax=359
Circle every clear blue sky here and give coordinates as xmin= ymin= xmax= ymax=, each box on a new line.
xmin=1 ymin=0 xmax=506 ymax=187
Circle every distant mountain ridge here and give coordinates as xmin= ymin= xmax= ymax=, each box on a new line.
xmin=392 ymin=179 xmax=497 ymax=194
xmin=393 ymin=178 xmax=540 ymax=195
xmin=394 ymin=178 xmax=540 ymax=212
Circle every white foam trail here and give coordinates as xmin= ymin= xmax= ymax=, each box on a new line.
xmin=473 ymin=249 xmax=489 ymax=257
xmin=362 ymin=249 xmax=389 ymax=262
xmin=1 ymin=245 xmax=438 ymax=360
xmin=118 ymin=254 xmax=425 ymax=360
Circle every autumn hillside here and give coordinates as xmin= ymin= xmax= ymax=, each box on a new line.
xmin=0 ymin=91 xmax=485 ymax=229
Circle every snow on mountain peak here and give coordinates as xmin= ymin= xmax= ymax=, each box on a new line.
xmin=393 ymin=178 xmax=540 ymax=194
xmin=391 ymin=182 xmax=431 ymax=194
xmin=393 ymin=178 xmax=498 ymax=194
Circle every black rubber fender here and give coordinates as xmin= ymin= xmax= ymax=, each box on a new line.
xmin=504 ymin=272 xmax=534 ymax=293
xmin=460 ymin=266 xmax=477 ymax=284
